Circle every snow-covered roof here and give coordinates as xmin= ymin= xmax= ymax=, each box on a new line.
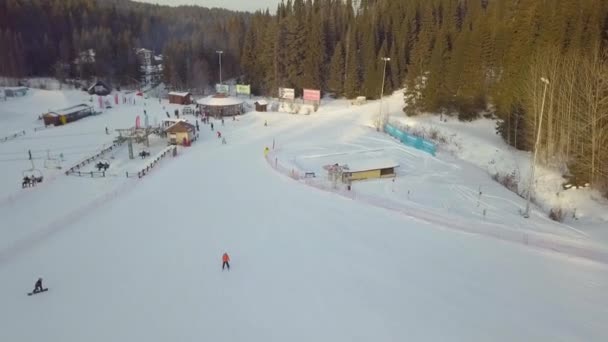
xmin=47 ymin=104 xmax=92 ymax=116
xmin=162 ymin=118 xmax=187 ymax=123
xmin=166 ymin=121 xmax=195 ymax=133
xmin=255 ymin=100 xmax=268 ymax=106
xmin=168 ymin=92 xmax=191 ymax=97
xmin=342 ymin=158 xmax=399 ymax=173
xmin=197 ymin=96 xmax=244 ymax=107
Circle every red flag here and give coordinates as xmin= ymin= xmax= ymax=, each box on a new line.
xmin=135 ymin=115 xmax=141 ymax=129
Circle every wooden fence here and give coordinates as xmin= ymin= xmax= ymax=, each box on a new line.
xmin=65 ymin=141 xmax=123 ymax=176
xmin=68 ymin=170 xmax=108 ymax=178
xmin=126 ymin=146 xmax=176 ymax=179
xmin=0 ymin=130 xmax=26 ymax=143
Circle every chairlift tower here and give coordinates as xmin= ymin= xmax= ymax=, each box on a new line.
xmin=115 ymin=127 xmax=154 ymax=160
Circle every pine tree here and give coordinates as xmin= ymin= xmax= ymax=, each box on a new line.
xmin=301 ymin=12 xmax=325 ymax=90
xmin=422 ymin=30 xmax=448 ymax=113
xmin=327 ymin=40 xmax=345 ymax=96
xmin=344 ymin=26 xmax=360 ymax=98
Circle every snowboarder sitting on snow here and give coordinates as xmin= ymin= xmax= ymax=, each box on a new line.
xmin=217 ymin=131 xmax=222 ymax=139
xmin=33 ymin=278 xmax=44 ymax=293
xmin=222 ymin=252 xmax=230 ymax=270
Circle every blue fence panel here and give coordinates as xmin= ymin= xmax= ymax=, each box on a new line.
xmin=384 ymin=123 xmax=436 ymax=156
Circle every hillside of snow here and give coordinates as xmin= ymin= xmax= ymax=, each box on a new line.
xmin=387 ymin=90 xmax=608 ymax=242
xmin=0 ymin=88 xmax=607 ymax=341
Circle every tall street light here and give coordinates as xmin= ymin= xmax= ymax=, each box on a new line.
xmin=378 ymin=57 xmax=391 ymax=132
xmin=216 ymin=50 xmax=224 ymax=85
xmin=524 ymin=76 xmax=550 ymax=218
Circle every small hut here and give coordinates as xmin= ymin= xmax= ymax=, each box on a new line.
xmin=4 ymin=87 xmax=28 ymax=97
xmin=168 ymin=92 xmax=193 ymax=105
xmin=88 ymin=81 xmax=112 ymax=96
xmin=165 ymin=121 xmax=196 ymax=146
xmin=43 ymin=104 xmax=94 ymax=126
xmin=255 ymin=100 xmax=268 ymax=112
xmin=340 ymin=159 xmax=399 ymax=182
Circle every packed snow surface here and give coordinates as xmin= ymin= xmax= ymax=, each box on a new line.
xmin=0 ymin=89 xmax=607 ymax=341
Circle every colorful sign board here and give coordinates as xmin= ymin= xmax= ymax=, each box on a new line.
xmin=216 ymin=84 xmax=230 ymax=94
xmin=279 ymin=87 xmax=295 ymax=100
xmin=236 ymin=84 xmax=251 ymax=95
xmin=303 ymin=89 xmax=321 ymax=101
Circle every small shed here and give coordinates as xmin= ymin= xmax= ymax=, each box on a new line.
xmin=255 ymin=100 xmax=268 ymax=112
xmin=88 ymin=81 xmax=112 ymax=96
xmin=161 ymin=118 xmax=187 ymax=129
xmin=341 ymin=158 xmax=399 ymax=182
xmin=43 ymin=104 xmax=94 ymax=126
xmin=168 ymin=92 xmax=193 ymax=105
xmin=4 ymin=87 xmax=28 ymax=97
xmin=165 ymin=121 xmax=196 ymax=146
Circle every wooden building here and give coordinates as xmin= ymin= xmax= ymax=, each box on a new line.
xmin=197 ymin=94 xmax=244 ymax=117
xmin=4 ymin=87 xmax=28 ymax=97
xmin=168 ymin=92 xmax=193 ymax=105
xmin=341 ymin=159 xmax=399 ymax=182
xmin=88 ymin=81 xmax=112 ymax=96
xmin=43 ymin=104 xmax=95 ymax=126
xmin=255 ymin=100 xmax=268 ymax=112
xmin=165 ymin=121 xmax=196 ymax=146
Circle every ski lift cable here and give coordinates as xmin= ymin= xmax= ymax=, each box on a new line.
xmin=0 ymin=143 xmax=112 ymax=156
xmin=0 ymin=149 xmax=104 ymax=163
xmin=17 ymin=132 xmax=109 ymax=140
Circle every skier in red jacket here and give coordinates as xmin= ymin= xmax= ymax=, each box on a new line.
xmin=222 ymin=252 xmax=230 ymax=270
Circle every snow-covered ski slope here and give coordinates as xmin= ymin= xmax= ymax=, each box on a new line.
xmin=1 ymin=89 xmax=607 ymax=341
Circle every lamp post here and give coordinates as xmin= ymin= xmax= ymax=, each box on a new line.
xmin=216 ymin=50 xmax=224 ymax=84
xmin=524 ymin=76 xmax=550 ymax=218
xmin=378 ymin=57 xmax=391 ymax=132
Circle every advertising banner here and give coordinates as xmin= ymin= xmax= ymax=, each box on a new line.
xmin=279 ymin=87 xmax=295 ymax=100
xmin=236 ymin=84 xmax=251 ymax=95
xmin=303 ymin=89 xmax=321 ymax=101
xmin=216 ymin=84 xmax=230 ymax=94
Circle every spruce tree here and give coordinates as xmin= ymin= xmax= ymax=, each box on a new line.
xmin=344 ymin=26 xmax=360 ymax=98
xmin=327 ymin=41 xmax=345 ymax=97
xmin=301 ymin=13 xmax=325 ymax=90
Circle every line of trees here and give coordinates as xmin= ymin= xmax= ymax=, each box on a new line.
xmin=0 ymin=0 xmax=248 ymax=87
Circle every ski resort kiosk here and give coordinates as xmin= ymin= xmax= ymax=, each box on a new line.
xmin=340 ymin=159 xmax=399 ymax=182
xmin=168 ymin=92 xmax=193 ymax=105
xmin=197 ymin=94 xmax=244 ymax=117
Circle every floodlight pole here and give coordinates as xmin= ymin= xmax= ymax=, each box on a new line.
xmin=524 ymin=77 xmax=550 ymax=218
xmin=378 ymin=57 xmax=391 ymax=132
xmin=216 ymin=50 xmax=224 ymax=84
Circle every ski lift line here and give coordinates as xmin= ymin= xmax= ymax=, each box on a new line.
xmin=16 ymin=133 xmax=109 ymax=140
xmin=0 ymin=143 xmax=110 ymax=156
xmin=0 ymin=150 xmax=103 ymax=163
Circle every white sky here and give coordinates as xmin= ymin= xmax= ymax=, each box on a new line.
xmin=134 ymin=0 xmax=280 ymax=12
